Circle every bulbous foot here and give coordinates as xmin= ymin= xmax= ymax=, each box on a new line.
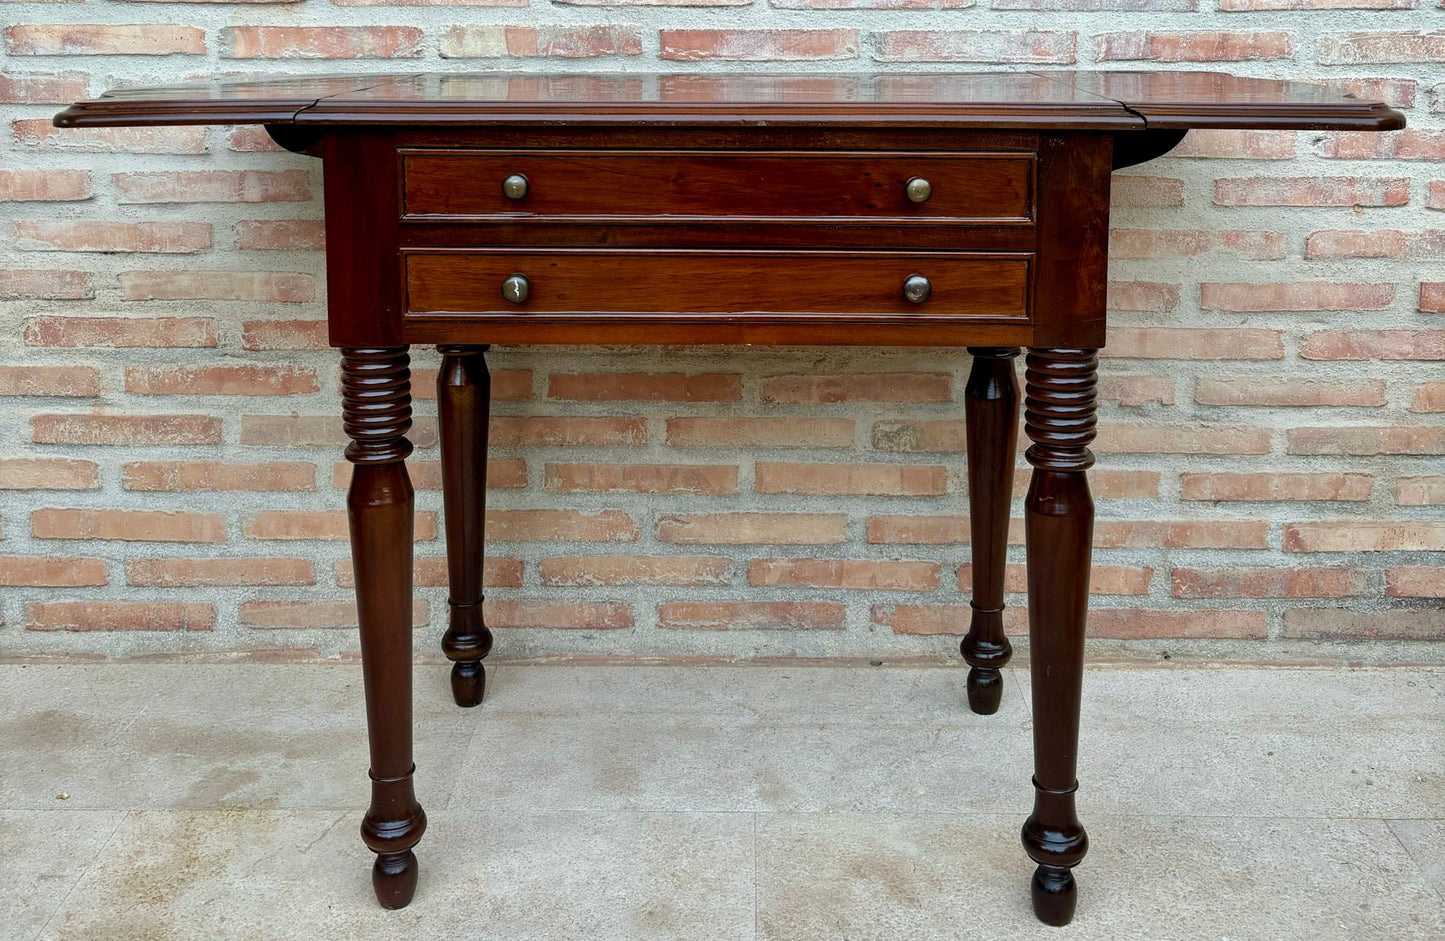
xmin=449 ymin=660 xmax=486 ymax=707
xmin=373 ymin=850 xmax=419 ymax=909
xmin=966 ymin=666 xmax=1003 ymax=715
xmin=1030 ymin=865 xmax=1077 ymax=926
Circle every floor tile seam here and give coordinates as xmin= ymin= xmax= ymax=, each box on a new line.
xmin=32 ymin=809 xmax=130 ymax=941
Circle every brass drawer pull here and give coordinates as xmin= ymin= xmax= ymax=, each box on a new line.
xmin=905 ymin=177 xmax=932 ymax=203
xmin=903 ymin=274 xmax=932 ymax=304
xmin=502 ymin=174 xmax=529 ymax=200
xmin=501 ymin=273 xmax=530 ymax=303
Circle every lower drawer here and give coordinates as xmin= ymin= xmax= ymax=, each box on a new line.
xmin=402 ymin=249 xmax=1030 ymax=321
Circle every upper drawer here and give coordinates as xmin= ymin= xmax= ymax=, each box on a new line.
xmin=399 ymin=149 xmax=1034 ymax=224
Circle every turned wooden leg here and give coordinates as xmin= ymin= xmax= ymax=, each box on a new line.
xmin=1020 ymin=348 xmax=1096 ymax=927
xmin=342 ymin=347 xmax=427 ymax=909
xmin=961 ymin=346 xmax=1020 ymax=715
xmin=437 ymin=344 xmax=493 ymax=707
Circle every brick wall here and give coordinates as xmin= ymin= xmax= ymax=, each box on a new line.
xmin=1 ymin=8 xmax=1441 ymax=662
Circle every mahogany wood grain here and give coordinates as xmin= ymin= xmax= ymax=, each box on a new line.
xmin=401 ymin=149 xmax=1033 ymax=224
xmin=961 ymin=347 xmax=1020 ymax=716
xmin=437 ymin=345 xmax=494 ymax=707
xmin=47 ymin=70 xmax=1406 ymax=930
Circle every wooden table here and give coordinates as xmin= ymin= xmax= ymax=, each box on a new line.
xmin=54 ymin=72 xmax=1402 ymax=927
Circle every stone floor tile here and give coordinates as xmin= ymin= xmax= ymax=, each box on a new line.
xmin=3 ymin=809 xmax=124 ymax=941
xmin=1388 ymin=819 xmax=1445 ymax=902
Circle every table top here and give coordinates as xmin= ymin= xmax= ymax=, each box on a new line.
xmin=53 ymin=71 xmax=1404 ymax=132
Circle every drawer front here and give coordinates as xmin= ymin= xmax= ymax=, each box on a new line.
xmin=403 ymin=249 xmax=1029 ymax=321
xmin=400 ymin=150 xmax=1034 ymax=224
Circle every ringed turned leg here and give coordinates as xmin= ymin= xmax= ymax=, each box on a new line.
xmin=437 ymin=344 xmax=493 ymax=707
xmin=1020 ymin=348 xmax=1096 ymax=926
xmin=343 ymin=347 xmax=427 ymax=909
xmin=961 ymin=346 xmax=1020 ymax=715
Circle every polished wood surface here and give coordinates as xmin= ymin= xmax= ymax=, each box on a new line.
xmin=50 ymin=71 xmax=1402 ymax=929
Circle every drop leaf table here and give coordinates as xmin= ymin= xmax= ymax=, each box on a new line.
xmin=54 ymin=71 xmax=1403 ymax=927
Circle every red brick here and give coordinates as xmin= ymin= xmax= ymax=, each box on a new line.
xmin=539 ymin=556 xmax=730 ymax=586
xmin=242 ymin=320 xmax=327 ymax=351
xmin=227 ymin=126 xmax=287 ymax=153
xmin=24 ymin=316 xmax=216 ymax=348
xmin=1169 ymin=130 xmax=1295 ymax=159
xmin=1412 ymin=383 xmax=1445 ymax=413
xmin=122 ymin=461 xmax=315 ymax=492
xmin=127 ymin=558 xmax=315 ymax=587
xmin=1305 ymin=229 xmax=1408 ymax=259
xmin=1397 ymin=477 xmax=1445 ymax=505
xmin=119 ymin=270 xmax=315 ymax=303
xmin=548 ymin=372 xmax=741 ymax=401
xmin=1106 ymin=281 xmax=1179 ymax=312
xmin=1201 ymin=282 xmax=1394 ymax=312
xmin=1096 ymin=423 xmax=1271 ymax=455
xmin=659 ymin=513 xmax=847 ymax=544
xmin=662 ymin=28 xmax=858 ymax=61
xmin=491 ymin=416 xmax=645 ymax=446
xmin=1214 ymin=177 xmax=1409 ymax=208
xmin=239 ymin=415 xmax=438 ymax=449
xmin=13 ymin=221 xmax=211 ymax=254
xmin=0 ymin=269 xmax=91 ymax=300
xmin=1087 ymin=609 xmax=1268 ymax=639
xmin=0 ymin=365 xmax=99 ymax=397
xmin=958 ymin=563 xmax=1151 ymax=595
xmin=870 ymin=603 xmax=977 ymax=635
xmin=666 ymin=417 xmax=854 ymax=448
xmin=234 ymin=220 xmax=325 ymax=251
xmin=1316 ymin=130 xmax=1445 ymax=161
xmin=114 ymin=170 xmax=310 ymax=204
xmin=240 ymin=600 xmax=427 ymax=629
xmin=1284 ymin=521 xmax=1445 ymax=552
xmin=26 ymin=601 xmax=214 ymax=632
xmin=870 ymin=420 xmax=966 ymax=453
xmin=243 ymin=510 xmax=437 ymax=541
xmin=1172 ymin=566 xmax=1363 ymax=599
xmin=545 ymin=463 xmax=738 ymax=495
xmin=0 ymin=556 xmax=107 ymax=587
xmin=1223 ymin=0 xmax=1411 ymax=7
xmin=484 ymin=599 xmax=633 ymax=630
xmin=333 ymin=458 xmax=524 ymax=491
xmin=32 ymin=508 xmax=226 ymax=542
xmin=1095 ymin=31 xmax=1292 ymax=62
xmin=1283 ymin=610 xmax=1442 ymax=641
xmin=762 ymin=373 xmax=950 ymax=403
xmin=659 ymin=601 xmax=845 ymax=630
xmin=487 ymin=509 xmax=637 ymax=542
xmin=1301 ymin=330 xmax=1445 ymax=361
xmin=1181 ymin=472 xmax=1372 ymax=502
xmin=1195 ymin=377 xmax=1386 ymax=407
xmin=1288 ymin=426 xmax=1445 ymax=456
xmin=1109 ymin=228 xmax=1286 ymax=260
xmin=995 ymin=0 xmax=1193 ymax=6
xmin=756 ymin=461 xmax=948 ymax=496
xmin=1310 ymin=77 xmax=1417 ymax=109
xmin=873 ymin=29 xmax=1075 ymax=63
xmin=1100 ymin=375 xmax=1176 ymax=407
xmin=1112 ymin=175 xmax=1183 ymax=207
xmin=0 ymin=71 xmax=90 ymax=105
xmin=125 ymin=365 xmax=318 ymax=396
xmin=1423 ymin=283 xmax=1445 ymax=314
xmin=1386 ymin=567 xmax=1445 ymax=598
xmin=16 ymin=122 xmax=206 ymax=154
xmin=32 ymin=413 xmax=221 ymax=446
xmin=409 ymin=368 xmax=530 ymax=402
xmin=5 ymin=24 xmax=205 ymax=55
xmin=223 ymin=26 xmax=424 ymax=58
xmin=779 ymin=0 xmax=973 ymax=7
xmin=443 ymin=26 xmax=644 ymax=58
xmin=334 ymin=556 xmax=523 ymax=589
xmin=0 ymin=169 xmax=91 ymax=201
xmin=1014 ymin=469 xmax=1159 ymax=499
xmin=1430 ymin=181 xmax=1445 ymax=210
xmin=753 ymin=558 xmax=940 ymax=590
xmin=1105 ymin=327 xmax=1283 ymax=360
xmin=1096 ymin=520 xmax=1268 ymax=549
xmin=0 ymin=458 xmax=98 ymax=490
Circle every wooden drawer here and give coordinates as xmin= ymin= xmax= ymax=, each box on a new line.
xmin=403 ymin=249 xmax=1030 ymax=321
xmin=400 ymin=149 xmax=1034 ymax=224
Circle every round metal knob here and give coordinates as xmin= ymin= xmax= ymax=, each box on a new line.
xmin=902 ymin=274 xmax=932 ymax=304
xmin=502 ymin=174 xmax=529 ymax=200
xmin=905 ymin=177 xmax=932 ymax=203
xmin=501 ymin=273 xmax=530 ymax=304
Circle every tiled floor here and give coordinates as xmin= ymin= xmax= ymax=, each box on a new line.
xmin=3 ymin=662 xmax=1441 ymax=940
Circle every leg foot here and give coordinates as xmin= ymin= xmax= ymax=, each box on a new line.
xmin=372 ymin=850 xmax=419 ymax=909
xmin=1030 ymin=865 xmax=1077 ymax=926
xmin=965 ymin=665 xmax=1003 ymax=715
xmin=449 ymin=659 xmax=486 ymax=708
